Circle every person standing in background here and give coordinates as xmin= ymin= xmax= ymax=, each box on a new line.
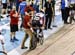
xmin=0 ymin=31 xmax=7 ymax=55
xmin=61 ymin=0 xmax=66 ymax=24
xmin=10 ymin=6 xmax=19 ymax=42
xmin=68 ymin=0 xmax=75 ymax=10
xmin=31 ymin=1 xmax=39 ymax=13
xmin=18 ymin=0 xmax=27 ymax=29
xmin=69 ymin=7 xmax=75 ymax=24
xmin=65 ymin=0 xmax=69 ymax=24
xmin=44 ymin=0 xmax=53 ymax=30
xmin=1 ymin=0 xmax=7 ymax=14
xmin=51 ymin=0 xmax=57 ymax=27
xmin=16 ymin=0 xmax=22 ymax=12
xmin=68 ymin=0 xmax=75 ymax=23
xmin=0 ymin=1 xmax=2 ymax=21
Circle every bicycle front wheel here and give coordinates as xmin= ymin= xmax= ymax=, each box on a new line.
xmin=39 ymin=36 xmax=44 ymax=45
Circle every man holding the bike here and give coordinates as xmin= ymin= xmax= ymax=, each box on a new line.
xmin=21 ymin=3 xmax=35 ymax=50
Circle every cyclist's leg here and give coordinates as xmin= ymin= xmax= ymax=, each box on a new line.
xmin=39 ymin=24 xmax=43 ymax=36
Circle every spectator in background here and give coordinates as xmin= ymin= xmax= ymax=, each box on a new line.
xmin=68 ymin=0 xmax=75 ymax=24
xmin=8 ymin=0 xmax=15 ymax=8
xmin=0 ymin=29 xmax=7 ymax=55
xmin=0 ymin=31 xmax=5 ymax=49
xmin=7 ymin=1 xmax=12 ymax=14
xmin=69 ymin=7 xmax=75 ymax=24
xmin=18 ymin=0 xmax=27 ymax=29
xmin=32 ymin=1 xmax=39 ymax=13
xmin=61 ymin=0 xmax=67 ymax=24
xmin=1 ymin=0 xmax=7 ymax=14
xmin=44 ymin=0 xmax=53 ymax=30
xmin=65 ymin=0 xmax=69 ymax=24
xmin=0 ymin=1 xmax=2 ymax=20
xmin=51 ymin=0 xmax=57 ymax=27
xmin=10 ymin=6 xmax=19 ymax=42
xmin=16 ymin=0 xmax=22 ymax=12
xmin=68 ymin=0 xmax=75 ymax=10
xmin=9 ymin=0 xmax=16 ymax=5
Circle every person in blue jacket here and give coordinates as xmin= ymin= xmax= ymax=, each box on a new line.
xmin=61 ymin=0 xmax=68 ymax=24
xmin=18 ymin=0 xmax=27 ymax=29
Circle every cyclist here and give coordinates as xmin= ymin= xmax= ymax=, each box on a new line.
xmin=31 ymin=10 xmax=45 ymax=43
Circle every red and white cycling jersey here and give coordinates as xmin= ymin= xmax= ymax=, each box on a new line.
xmin=34 ymin=12 xmax=45 ymax=24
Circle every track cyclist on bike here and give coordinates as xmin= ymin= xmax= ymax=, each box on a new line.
xmin=31 ymin=10 xmax=45 ymax=44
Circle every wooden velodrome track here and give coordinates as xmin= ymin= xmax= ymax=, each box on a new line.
xmin=23 ymin=23 xmax=75 ymax=55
